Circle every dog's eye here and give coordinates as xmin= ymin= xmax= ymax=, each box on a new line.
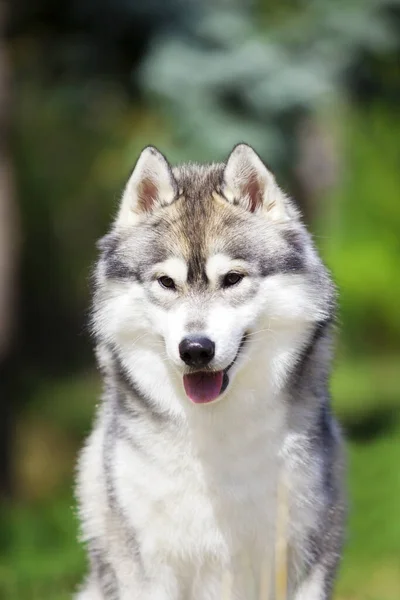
xmin=223 ymin=272 xmax=244 ymax=288
xmin=158 ymin=276 xmax=176 ymax=290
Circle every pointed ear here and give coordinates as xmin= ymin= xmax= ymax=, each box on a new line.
xmin=117 ymin=146 xmax=178 ymax=225
xmin=221 ymin=144 xmax=289 ymax=221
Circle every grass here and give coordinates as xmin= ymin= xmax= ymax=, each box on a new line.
xmin=0 ymin=493 xmax=86 ymax=599
xmin=332 ymin=357 xmax=400 ymax=600
xmin=1 ymin=356 xmax=399 ymax=600
xmin=335 ymin=421 xmax=400 ymax=600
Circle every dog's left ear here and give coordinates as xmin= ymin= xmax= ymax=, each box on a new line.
xmin=221 ymin=144 xmax=289 ymax=220
xmin=116 ymin=146 xmax=178 ymax=226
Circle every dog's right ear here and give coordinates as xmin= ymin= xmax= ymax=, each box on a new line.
xmin=116 ymin=146 xmax=178 ymax=225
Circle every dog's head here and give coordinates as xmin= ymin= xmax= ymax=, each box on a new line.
xmin=93 ymin=144 xmax=334 ymax=408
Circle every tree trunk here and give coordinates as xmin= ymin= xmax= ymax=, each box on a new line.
xmin=0 ymin=0 xmax=19 ymax=500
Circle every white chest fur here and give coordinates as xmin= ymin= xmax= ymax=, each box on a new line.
xmin=109 ymin=382 xmax=289 ymax=597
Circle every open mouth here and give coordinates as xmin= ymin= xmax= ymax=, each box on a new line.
xmin=183 ymin=335 xmax=247 ymax=404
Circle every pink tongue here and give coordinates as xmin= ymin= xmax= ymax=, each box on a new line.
xmin=183 ymin=371 xmax=224 ymax=404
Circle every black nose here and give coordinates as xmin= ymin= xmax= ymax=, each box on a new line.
xmin=179 ymin=336 xmax=215 ymax=368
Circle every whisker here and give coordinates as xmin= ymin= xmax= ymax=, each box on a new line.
xmin=246 ymin=327 xmax=274 ymax=338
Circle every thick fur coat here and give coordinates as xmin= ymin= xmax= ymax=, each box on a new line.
xmin=75 ymin=144 xmax=346 ymax=600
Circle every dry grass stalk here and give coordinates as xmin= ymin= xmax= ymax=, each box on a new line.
xmin=220 ymin=569 xmax=234 ymax=600
xmin=275 ymin=472 xmax=289 ymax=600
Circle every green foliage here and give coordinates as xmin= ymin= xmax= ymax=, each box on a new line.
xmin=319 ymin=107 xmax=400 ymax=353
xmin=141 ymin=0 xmax=400 ymax=168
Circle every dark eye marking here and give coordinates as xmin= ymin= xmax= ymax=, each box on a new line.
xmin=158 ymin=276 xmax=176 ymax=290
xmin=222 ymin=272 xmax=244 ymax=288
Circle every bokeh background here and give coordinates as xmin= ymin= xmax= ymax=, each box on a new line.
xmin=0 ymin=0 xmax=399 ymax=598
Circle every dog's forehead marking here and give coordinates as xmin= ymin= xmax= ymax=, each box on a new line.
xmin=155 ymin=257 xmax=188 ymax=284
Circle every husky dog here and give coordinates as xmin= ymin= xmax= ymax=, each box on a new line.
xmin=76 ymin=144 xmax=345 ymax=600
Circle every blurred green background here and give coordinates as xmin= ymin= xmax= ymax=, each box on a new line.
xmin=0 ymin=0 xmax=399 ymax=598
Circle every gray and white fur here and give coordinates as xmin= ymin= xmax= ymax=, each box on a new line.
xmin=75 ymin=144 xmax=346 ymax=600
